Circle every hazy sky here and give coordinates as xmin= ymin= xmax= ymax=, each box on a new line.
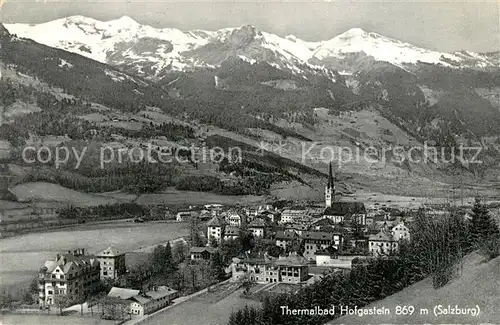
xmin=0 ymin=0 xmax=499 ymax=53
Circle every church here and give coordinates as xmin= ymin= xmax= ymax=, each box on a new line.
xmin=323 ymin=162 xmax=367 ymax=225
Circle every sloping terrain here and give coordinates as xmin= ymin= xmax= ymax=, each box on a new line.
xmin=328 ymin=253 xmax=500 ymax=324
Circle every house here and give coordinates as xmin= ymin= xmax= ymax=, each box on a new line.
xmin=322 ymin=202 xmax=367 ymax=225
xmin=248 ymin=218 xmax=267 ymax=237
xmin=176 ymin=211 xmax=194 ymax=222
xmin=129 ymin=286 xmax=179 ymax=316
xmin=258 ymin=210 xmax=278 ymax=223
xmin=280 ymin=207 xmax=307 ymax=225
xmin=230 ymin=252 xmax=309 ymax=284
xmin=283 ymin=223 xmax=308 ymax=236
xmin=257 ymin=204 xmax=275 ymax=213
xmin=38 ymin=249 xmax=100 ymax=307
xmin=206 ymin=216 xmax=228 ymax=244
xmin=189 ymin=247 xmax=216 ymax=260
xmin=226 ymin=210 xmax=244 ymax=227
xmin=230 ymin=254 xmax=273 ymax=283
xmin=309 ymin=217 xmax=337 ymax=231
xmin=368 ymin=230 xmax=399 ymax=256
xmin=391 ymin=222 xmax=410 ymax=241
xmin=275 ymin=230 xmax=299 ymax=250
xmin=95 ymin=247 xmax=127 ymax=280
xmin=301 ymin=231 xmax=343 ymax=261
xmin=268 ymin=252 xmax=309 ymax=284
xmin=224 ymin=226 xmax=239 ymax=241
xmin=243 ymin=207 xmax=259 ymax=218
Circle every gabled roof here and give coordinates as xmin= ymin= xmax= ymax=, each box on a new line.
xmin=323 ymin=202 xmax=366 ymax=216
xmin=96 ymin=246 xmax=124 ymax=257
xmin=248 ymin=218 xmax=266 ymax=228
xmin=146 ymin=286 xmax=178 ymax=300
xmin=108 ymin=287 xmax=140 ymax=300
xmin=275 ymin=230 xmax=298 ymax=240
xmin=273 ymin=252 xmax=308 ymax=267
xmin=311 ymin=217 xmax=336 ymax=226
xmin=301 ymin=231 xmax=340 ymax=241
xmin=189 ymin=247 xmax=216 ymax=254
xmin=284 ymin=224 xmax=308 ymax=231
xmin=131 ymin=295 xmax=151 ymax=305
xmin=41 ymin=253 xmax=99 ymax=274
xmin=369 ymin=230 xmax=395 ymax=242
xmin=207 ymin=216 xmax=228 ymax=227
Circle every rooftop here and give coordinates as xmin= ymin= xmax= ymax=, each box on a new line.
xmin=273 ymin=252 xmax=308 ymax=267
xmin=207 ymin=216 xmax=228 ymax=227
xmin=369 ymin=230 xmax=395 ymax=242
xmin=96 ymin=246 xmax=124 ymax=257
xmin=189 ymin=246 xmax=216 ymax=254
xmin=323 ymin=202 xmax=366 ymax=216
xmin=108 ymin=287 xmax=140 ymax=300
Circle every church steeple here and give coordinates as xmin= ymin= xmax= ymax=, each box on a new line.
xmin=327 ymin=162 xmax=334 ymax=190
xmin=325 ymin=162 xmax=335 ymax=207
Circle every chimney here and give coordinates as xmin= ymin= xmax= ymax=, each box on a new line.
xmin=81 ymin=248 xmax=85 ymax=256
xmin=56 ymin=254 xmax=60 ymax=261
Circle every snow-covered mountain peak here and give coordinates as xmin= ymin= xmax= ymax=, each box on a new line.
xmin=336 ymin=27 xmax=369 ymax=39
xmin=110 ymin=16 xmax=139 ymax=26
xmin=4 ymin=16 xmax=498 ymax=77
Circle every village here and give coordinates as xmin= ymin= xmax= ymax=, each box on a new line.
xmin=0 ymin=163 xmax=436 ymax=323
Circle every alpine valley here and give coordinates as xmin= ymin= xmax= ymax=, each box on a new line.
xmin=1 ymin=16 xmax=500 ymax=202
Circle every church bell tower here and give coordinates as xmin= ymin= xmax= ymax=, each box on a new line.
xmin=325 ymin=162 xmax=335 ymax=207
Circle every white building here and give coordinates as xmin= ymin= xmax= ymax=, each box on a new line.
xmin=248 ymin=218 xmax=266 ymax=237
xmin=391 ymin=222 xmax=410 ymax=241
xmin=206 ymin=216 xmax=228 ymax=244
xmin=226 ymin=210 xmax=244 ymax=227
xmin=368 ymin=231 xmax=399 ymax=256
xmin=280 ymin=208 xmax=307 ymax=225
xmin=129 ymin=286 xmax=179 ymax=316
xmin=38 ymin=249 xmax=100 ymax=306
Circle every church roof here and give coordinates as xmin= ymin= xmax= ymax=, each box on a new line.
xmin=323 ymin=202 xmax=366 ymax=216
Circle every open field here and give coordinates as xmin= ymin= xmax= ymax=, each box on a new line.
xmin=0 ymin=221 xmax=189 ymax=291
xmin=9 ymin=182 xmax=124 ymax=206
xmin=143 ymin=284 xmax=261 ymax=325
xmin=0 ymin=314 xmax=115 ymax=325
xmin=136 ymin=188 xmax=266 ymax=206
xmin=328 ymin=253 xmax=500 ymax=324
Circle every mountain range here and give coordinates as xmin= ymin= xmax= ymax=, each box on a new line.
xmin=5 ymin=16 xmax=500 ymax=79
xmin=1 ymin=16 xmax=500 ymax=199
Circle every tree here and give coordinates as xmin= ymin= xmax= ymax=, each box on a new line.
xmin=210 ymin=237 xmax=219 ymax=248
xmin=470 ymin=198 xmax=500 ymax=246
xmin=100 ymin=296 xmax=129 ymax=320
xmin=189 ymin=216 xmax=204 ymax=247
xmin=172 ymin=241 xmax=188 ymax=264
xmin=210 ymin=251 xmax=225 ymax=280
xmin=54 ymin=294 xmax=70 ymax=315
xmin=0 ymin=292 xmax=14 ymax=309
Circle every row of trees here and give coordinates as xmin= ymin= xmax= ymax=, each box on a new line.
xmin=125 ymin=241 xmax=227 ymax=296
xmin=227 ymin=198 xmax=500 ymax=325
